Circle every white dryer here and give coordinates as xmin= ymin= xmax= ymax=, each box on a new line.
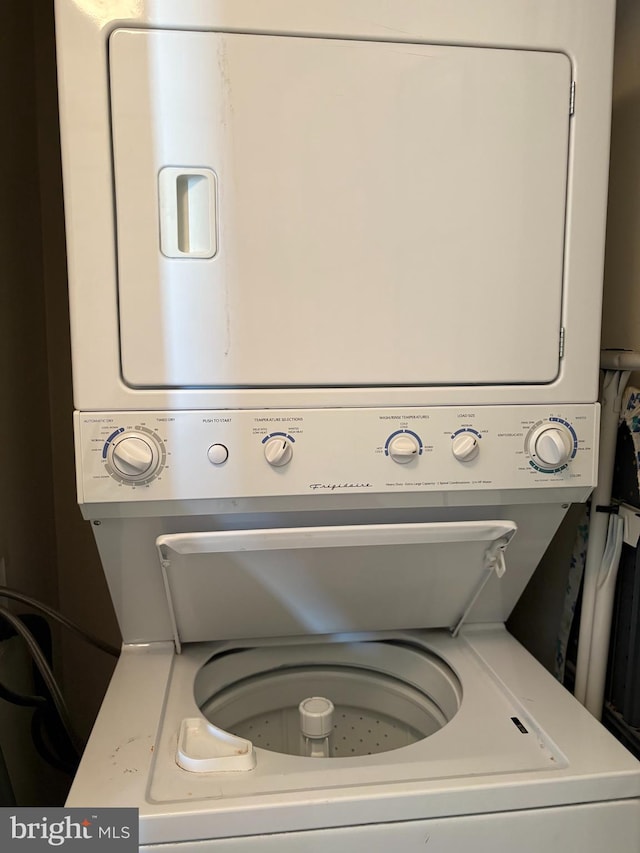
xmin=55 ymin=0 xmax=640 ymax=850
xmin=57 ymin=0 xmax=613 ymax=411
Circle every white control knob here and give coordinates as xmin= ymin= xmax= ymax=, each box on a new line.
xmin=451 ymin=433 xmax=480 ymax=462
xmin=207 ymin=444 xmax=229 ymax=465
xmin=527 ymin=423 xmax=574 ymax=470
xmin=264 ymin=437 xmax=293 ymax=467
xmin=388 ymin=433 xmax=420 ymax=464
xmin=111 ymin=436 xmax=154 ymax=478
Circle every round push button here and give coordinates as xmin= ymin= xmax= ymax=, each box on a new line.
xmin=207 ymin=444 xmax=229 ymax=465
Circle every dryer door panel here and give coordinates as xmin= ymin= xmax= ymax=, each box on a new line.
xmin=110 ymin=30 xmax=571 ymax=389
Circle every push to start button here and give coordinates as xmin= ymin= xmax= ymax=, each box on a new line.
xmin=207 ymin=444 xmax=229 ymax=465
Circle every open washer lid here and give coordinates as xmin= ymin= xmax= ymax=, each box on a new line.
xmin=156 ymin=521 xmax=516 ymax=651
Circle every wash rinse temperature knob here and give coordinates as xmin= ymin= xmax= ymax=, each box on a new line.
xmin=386 ymin=431 xmax=421 ymax=464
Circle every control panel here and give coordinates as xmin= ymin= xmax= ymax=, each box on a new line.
xmin=76 ymin=405 xmax=599 ymax=503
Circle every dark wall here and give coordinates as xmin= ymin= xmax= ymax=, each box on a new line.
xmin=0 ymin=0 xmax=118 ymax=804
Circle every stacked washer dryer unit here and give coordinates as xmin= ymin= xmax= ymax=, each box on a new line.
xmin=56 ymin=1 xmax=640 ymax=850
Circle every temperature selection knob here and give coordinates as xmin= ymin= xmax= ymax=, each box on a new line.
xmin=526 ymin=422 xmax=574 ymax=471
xmin=451 ymin=432 xmax=480 ymax=462
xmin=264 ymin=436 xmax=293 ymax=467
xmin=106 ymin=430 xmax=163 ymax=483
xmin=388 ymin=433 xmax=420 ymax=464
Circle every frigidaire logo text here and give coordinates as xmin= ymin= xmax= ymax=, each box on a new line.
xmin=309 ymin=482 xmax=373 ymax=491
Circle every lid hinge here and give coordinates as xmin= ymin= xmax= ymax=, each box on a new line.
xmin=559 ymin=326 xmax=565 ymax=359
xmin=159 ymin=549 xmax=183 ymax=653
xmin=450 ymin=537 xmax=509 ymax=638
xmin=569 ymin=81 xmax=576 ymax=116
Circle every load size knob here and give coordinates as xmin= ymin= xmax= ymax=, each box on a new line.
xmin=526 ymin=423 xmax=574 ymax=470
xmin=264 ymin=437 xmax=293 ymax=467
xmin=451 ymin=433 xmax=480 ymax=462
xmin=388 ymin=433 xmax=420 ymax=464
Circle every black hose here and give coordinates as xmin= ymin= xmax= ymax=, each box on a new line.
xmin=0 ymin=586 xmax=120 ymax=657
xmin=0 ymin=607 xmax=82 ymax=758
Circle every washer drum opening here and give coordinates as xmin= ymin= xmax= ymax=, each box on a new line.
xmin=195 ymin=641 xmax=462 ymax=758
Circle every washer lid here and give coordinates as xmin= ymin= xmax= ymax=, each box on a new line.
xmin=156 ymin=521 xmax=516 ymax=651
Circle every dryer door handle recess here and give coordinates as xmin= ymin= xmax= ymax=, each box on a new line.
xmin=158 ymin=167 xmax=217 ymax=259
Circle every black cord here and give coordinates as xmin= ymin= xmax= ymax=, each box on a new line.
xmin=0 ymin=586 xmax=120 ymax=657
xmin=30 ymin=710 xmax=77 ymax=776
xmin=0 ymin=606 xmax=82 ymax=758
xmin=0 ymin=614 xmax=79 ymax=774
xmin=0 ymin=744 xmax=15 ymax=806
xmin=0 ymin=679 xmax=46 ymax=708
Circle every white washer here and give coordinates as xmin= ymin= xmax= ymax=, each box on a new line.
xmin=63 ymin=556 xmax=640 ymax=853
xmin=67 ymin=408 xmax=640 ymax=850
xmin=70 ymin=628 xmax=640 ymax=851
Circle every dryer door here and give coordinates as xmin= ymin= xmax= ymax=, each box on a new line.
xmin=110 ymin=30 xmax=571 ymax=389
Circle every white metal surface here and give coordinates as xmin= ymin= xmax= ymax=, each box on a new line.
xmin=110 ymin=30 xmax=569 ymax=390
xmin=139 ymin=803 xmax=639 ymax=853
xmin=89 ymin=502 xmax=565 ymax=646
xmin=157 ymin=521 xmax=515 ymax=646
xmin=74 ymin=405 xmax=599 ymax=506
xmin=55 ymin=0 xmax=615 ymax=410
